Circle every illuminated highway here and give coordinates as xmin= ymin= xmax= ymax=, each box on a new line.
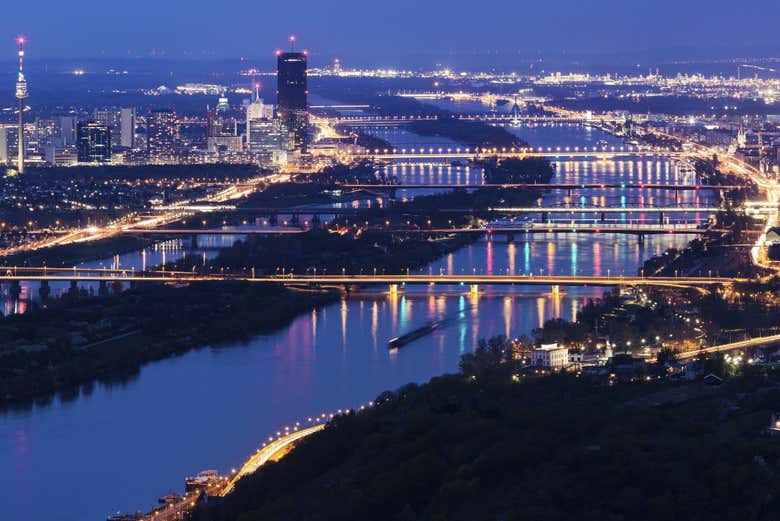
xmin=676 ymin=334 xmax=780 ymax=360
xmin=0 ymin=173 xmax=272 ymax=257
xmin=220 ymin=424 xmax=326 ymax=496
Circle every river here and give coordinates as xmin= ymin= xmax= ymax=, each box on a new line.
xmin=0 ymin=119 xmax=715 ymax=521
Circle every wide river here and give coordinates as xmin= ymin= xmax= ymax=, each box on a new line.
xmin=0 ymin=120 xmax=714 ymax=521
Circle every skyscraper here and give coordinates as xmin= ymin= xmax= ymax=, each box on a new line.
xmin=276 ymin=44 xmax=308 ymax=152
xmin=76 ymin=121 xmax=111 ymax=163
xmin=94 ymin=108 xmax=120 ymax=147
xmin=147 ymin=109 xmax=177 ymax=161
xmin=120 ymin=108 xmax=135 ymax=148
xmin=0 ymin=127 xmax=8 ymax=164
xmin=60 ymin=116 xmax=77 ymax=146
xmin=246 ymin=83 xmax=281 ymax=155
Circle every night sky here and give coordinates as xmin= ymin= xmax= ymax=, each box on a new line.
xmin=2 ymin=0 xmax=779 ymax=61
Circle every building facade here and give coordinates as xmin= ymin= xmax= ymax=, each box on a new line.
xmin=76 ymin=121 xmax=112 ymax=163
xmin=277 ymin=51 xmax=308 ymax=152
xmin=120 ymin=108 xmax=136 ymax=149
xmin=246 ymin=92 xmax=282 ymax=156
xmin=530 ymin=343 xmax=570 ymax=370
xmin=147 ymin=109 xmax=177 ymax=161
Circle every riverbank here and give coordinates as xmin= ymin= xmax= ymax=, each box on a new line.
xmin=640 ymin=159 xmax=765 ymax=279
xmin=201 ymin=351 xmax=780 ymax=521
xmin=0 ymin=181 xmax=550 ymax=407
xmin=0 ymin=236 xmax=155 ymax=267
xmin=0 ymin=283 xmax=340 ymax=408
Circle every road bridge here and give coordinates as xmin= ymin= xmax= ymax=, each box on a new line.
xmin=199 ymin=205 xmax=720 ymax=216
xmin=0 ymin=271 xmax=743 ymax=288
xmin=339 ymin=183 xmax=738 ymax=191
xmin=329 ymin=114 xmax=612 ymax=125
xmin=347 ymin=150 xmax=679 ymax=161
xmin=119 ymin=223 xmax=723 ymax=239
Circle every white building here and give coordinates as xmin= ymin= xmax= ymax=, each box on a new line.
xmin=530 ymin=343 xmax=569 ymax=370
xmin=120 ymin=108 xmax=136 ymax=149
xmin=246 ymin=90 xmax=282 ymax=157
xmin=0 ymin=126 xmax=7 ymax=164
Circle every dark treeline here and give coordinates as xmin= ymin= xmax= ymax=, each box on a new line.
xmin=407 ymin=118 xmax=528 ymax=150
xmin=21 ymin=163 xmax=262 ymax=182
xmin=479 ymin=156 xmax=556 ymax=184
xmin=0 ymin=283 xmax=339 ymax=408
xmin=200 ymin=352 xmax=780 ymax=521
xmin=533 ymin=288 xmax=697 ymax=348
xmin=179 ymin=229 xmax=475 ymax=277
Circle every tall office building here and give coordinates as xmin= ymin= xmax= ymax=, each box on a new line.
xmin=147 ymin=108 xmax=177 ymax=160
xmin=94 ymin=108 xmax=121 ymax=148
xmin=76 ymin=121 xmax=112 ymax=163
xmin=246 ymin=84 xmax=280 ymax=154
xmin=0 ymin=127 xmax=8 ymax=164
xmin=276 ymin=47 xmax=308 ymax=152
xmin=60 ymin=116 xmax=77 ymax=146
xmin=119 ymin=108 xmax=135 ymax=148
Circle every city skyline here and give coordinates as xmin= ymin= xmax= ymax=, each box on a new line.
xmin=2 ymin=7 xmax=780 ymax=521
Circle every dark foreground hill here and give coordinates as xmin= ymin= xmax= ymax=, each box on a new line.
xmin=200 ymin=367 xmax=780 ymax=521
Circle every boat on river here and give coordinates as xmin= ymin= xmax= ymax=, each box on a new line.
xmin=388 ymin=321 xmax=442 ymax=349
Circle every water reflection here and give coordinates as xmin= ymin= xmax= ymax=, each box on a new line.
xmin=0 ymin=117 xmax=717 ymax=521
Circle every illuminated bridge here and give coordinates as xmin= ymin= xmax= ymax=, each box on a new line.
xmin=339 ymin=183 xmax=738 ymax=192
xmin=119 ymin=223 xmax=724 ymax=238
xmin=163 ymin=205 xmax=721 ymax=216
xmin=0 ymin=269 xmax=743 ymax=288
xmin=345 ymin=149 xmax=679 ymax=161
xmin=328 ymin=114 xmax=616 ymax=125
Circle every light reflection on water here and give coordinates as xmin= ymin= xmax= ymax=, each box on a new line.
xmin=0 ymin=119 xmax=718 ymax=521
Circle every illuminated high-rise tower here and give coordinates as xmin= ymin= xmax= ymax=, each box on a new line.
xmin=276 ymin=36 xmax=308 ymax=152
xmin=15 ymin=37 xmax=28 ymax=173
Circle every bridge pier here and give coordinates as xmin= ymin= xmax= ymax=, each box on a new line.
xmin=637 ymin=234 xmax=645 ymax=245
xmin=38 ymin=280 xmax=50 ymax=300
xmin=98 ymin=280 xmax=109 ymax=297
xmin=469 ymin=284 xmax=479 ymax=296
xmin=290 ymin=214 xmax=300 ymax=226
xmin=567 ymin=188 xmax=573 ymax=198
xmin=659 ymin=211 xmax=665 ymax=225
xmin=389 ymin=283 xmax=399 ymax=295
xmin=312 ymin=214 xmax=321 ymax=228
xmin=8 ymin=280 xmax=21 ymax=300
xmin=541 ymin=211 xmax=548 ymax=222
xmin=269 ymin=214 xmax=278 ymax=226
xmin=191 ymin=234 xmax=198 ymax=249
xmin=507 ymin=232 xmax=515 ymax=243
xmin=68 ymin=280 xmax=79 ymax=297
xmin=600 ymin=212 xmax=606 ymax=222
xmin=551 ymin=285 xmax=560 ymax=296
